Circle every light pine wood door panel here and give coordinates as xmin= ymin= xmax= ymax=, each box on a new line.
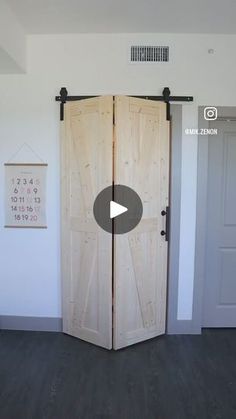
xmin=113 ymin=96 xmax=170 ymax=349
xmin=61 ymin=96 xmax=113 ymax=349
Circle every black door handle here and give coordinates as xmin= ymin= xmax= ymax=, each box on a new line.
xmin=160 ymin=206 xmax=170 ymax=242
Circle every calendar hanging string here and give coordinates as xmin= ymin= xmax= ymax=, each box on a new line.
xmin=7 ymin=142 xmax=45 ymax=164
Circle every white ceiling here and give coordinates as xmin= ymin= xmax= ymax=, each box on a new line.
xmin=7 ymin=0 xmax=236 ymax=34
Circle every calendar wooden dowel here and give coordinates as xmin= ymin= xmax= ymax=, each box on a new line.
xmin=4 ymin=225 xmax=48 ymax=229
xmin=4 ymin=163 xmax=48 ymax=167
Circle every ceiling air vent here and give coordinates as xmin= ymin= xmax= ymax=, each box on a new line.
xmin=130 ymin=45 xmax=169 ymax=63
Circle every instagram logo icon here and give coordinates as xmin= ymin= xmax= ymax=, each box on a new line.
xmin=204 ymin=107 xmax=218 ymax=120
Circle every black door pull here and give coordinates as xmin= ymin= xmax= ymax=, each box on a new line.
xmin=160 ymin=206 xmax=170 ymax=242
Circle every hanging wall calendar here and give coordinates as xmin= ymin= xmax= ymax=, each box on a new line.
xmin=4 ymin=163 xmax=47 ymax=228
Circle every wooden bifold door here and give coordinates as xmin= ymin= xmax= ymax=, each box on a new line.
xmin=61 ymin=95 xmax=170 ymax=350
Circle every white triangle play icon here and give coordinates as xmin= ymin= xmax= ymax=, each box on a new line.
xmin=110 ymin=201 xmax=128 ymax=219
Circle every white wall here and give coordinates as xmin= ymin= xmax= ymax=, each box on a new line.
xmin=0 ymin=0 xmax=26 ymax=73
xmin=0 ymin=33 xmax=236 ymax=320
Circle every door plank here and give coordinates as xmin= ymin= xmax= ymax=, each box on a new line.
xmin=61 ymin=96 xmax=113 ymax=349
xmin=113 ymin=96 xmax=170 ymax=349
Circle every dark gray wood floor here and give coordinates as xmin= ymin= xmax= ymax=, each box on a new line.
xmin=0 ymin=329 xmax=236 ymax=419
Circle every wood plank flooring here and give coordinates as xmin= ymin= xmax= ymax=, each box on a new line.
xmin=0 ymin=329 xmax=236 ymax=419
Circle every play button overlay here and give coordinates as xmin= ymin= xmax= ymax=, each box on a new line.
xmin=110 ymin=201 xmax=128 ymax=219
xmin=93 ymin=184 xmax=143 ymax=234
